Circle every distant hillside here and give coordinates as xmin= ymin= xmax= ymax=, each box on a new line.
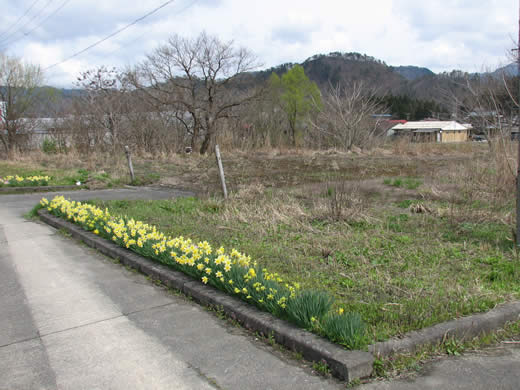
xmin=27 ymin=53 xmax=512 ymax=118
xmin=255 ymin=52 xmax=406 ymax=94
xmin=302 ymin=52 xmax=406 ymax=92
xmin=253 ymin=52 xmax=474 ymax=108
xmin=390 ymin=66 xmax=435 ymax=80
xmin=492 ymin=63 xmax=517 ymax=77
xmin=25 ymin=87 xmax=84 ymax=116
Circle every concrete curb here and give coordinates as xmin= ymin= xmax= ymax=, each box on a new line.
xmin=37 ymin=209 xmax=374 ymax=382
xmin=0 ymin=185 xmax=86 ymax=193
xmin=38 ymin=209 xmax=520 ymax=379
xmin=369 ymin=301 xmax=520 ymax=356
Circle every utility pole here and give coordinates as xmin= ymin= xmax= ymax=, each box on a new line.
xmin=517 ymin=0 xmax=520 ymax=247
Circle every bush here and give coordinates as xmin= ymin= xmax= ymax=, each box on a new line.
xmin=42 ymin=138 xmax=58 ymax=154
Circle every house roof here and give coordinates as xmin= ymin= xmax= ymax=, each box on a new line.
xmin=391 ymin=121 xmax=469 ymax=132
xmin=413 ymin=129 xmax=439 ymax=133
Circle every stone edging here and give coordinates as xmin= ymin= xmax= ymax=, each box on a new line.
xmin=37 ymin=209 xmax=520 ymax=380
xmin=37 ymin=209 xmax=374 ymax=382
xmin=0 ymin=185 xmax=86 ymax=193
xmin=369 ymin=301 xmax=520 ymax=356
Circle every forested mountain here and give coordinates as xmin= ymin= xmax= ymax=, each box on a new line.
xmin=32 ymin=51 xmax=509 ymax=119
xmin=255 ymin=52 xmax=405 ymax=92
xmin=253 ymin=52 xmax=479 ymax=106
xmin=248 ymin=51 xmax=478 ymax=117
xmin=390 ymin=66 xmax=435 ymax=80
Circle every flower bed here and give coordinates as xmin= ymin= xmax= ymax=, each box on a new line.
xmin=1 ymin=175 xmax=51 ymax=187
xmin=39 ymin=195 xmax=367 ymax=349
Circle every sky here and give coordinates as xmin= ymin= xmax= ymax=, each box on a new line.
xmin=0 ymin=0 xmax=518 ymax=87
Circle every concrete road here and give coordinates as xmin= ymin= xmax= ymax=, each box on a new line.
xmin=3 ymin=188 xmax=520 ymax=390
xmin=360 ymin=344 xmax=520 ymax=390
xmin=0 ymin=188 xmax=342 ymax=390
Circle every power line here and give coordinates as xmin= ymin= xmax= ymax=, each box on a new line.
xmin=0 ymin=0 xmax=72 ymax=50
xmin=0 ymin=0 xmax=54 ymax=46
xmin=44 ymin=0 xmax=178 ymax=71
xmin=0 ymin=0 xmax=42 ymax=40
xmin=106 ymin=0 xmax=198 ymax=58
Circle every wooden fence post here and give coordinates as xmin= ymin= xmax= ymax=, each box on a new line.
xmin=124 ymin=145 xmax=135 ymax=183
xmin=215 ymin=144 xmax=228 ymax=199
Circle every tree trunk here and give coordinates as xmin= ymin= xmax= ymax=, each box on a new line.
xmin=0 ymin=135 xmax=8 ymax=156
xmin=289 ymin=120 xmax=296 ymax=146
xmin=190 ymin=115 xmax=200 ymax=152
xmin=6 ymin=129 xmax=16 ymax=159
xmin=200 ymin=133 xmax=211 ymax=155
xmin=199 ymin=117 xmax=214 ymax=155
xmin=7 ymin=141 xmax=15 ymax=159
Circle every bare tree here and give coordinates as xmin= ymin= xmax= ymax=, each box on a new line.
xmin=128 ymin=31 xmax=259 ymax=154
xmin=75 ymin=66 xmax=130 ymax=149
xmin=455 ymin=74 xmax=516 ymax=148
xmin=312 ymin=82 xmax=383 ymax=151
xmin=0 ymin=53 xmax=43 ymax=158
xmin=234 ymin=91 xmax=289 ymax=149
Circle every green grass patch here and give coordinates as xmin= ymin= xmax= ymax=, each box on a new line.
xmin=0 ymin=162 xmax=127 ymax=189
xmin=92 ymin=190 xmax=519 ymax=345
xmin=396 ymin=199 xmax=414 ymax=208
xmin=384 ymin=177 xmax=423 ymax=190
xmin=43 ymin=195 xmax=367 ymax=350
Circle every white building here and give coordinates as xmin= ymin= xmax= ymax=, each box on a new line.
xmin=390 ymin=121 xmax=470 ymax=143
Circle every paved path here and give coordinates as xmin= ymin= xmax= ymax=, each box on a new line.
xmin=3 ymin=188 xmax=520 ymax=389
xmin=0 ymin=189 xmax=342 ymax=390
xmin=360 ymin=344 xmax=520 ymax=390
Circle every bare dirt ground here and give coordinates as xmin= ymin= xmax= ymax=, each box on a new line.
xmin=148 ymin=145 xmax=486 ymax=197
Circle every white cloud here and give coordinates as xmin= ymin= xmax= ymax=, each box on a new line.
xmin=0 ymin=0 xmax=518 ymax=86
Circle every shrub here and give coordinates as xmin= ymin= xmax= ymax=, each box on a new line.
xmin=42 ymin=138 xmax=58 ymax=154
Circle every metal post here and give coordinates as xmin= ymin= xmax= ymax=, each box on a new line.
xmin=124 ymin=145 xmax=135 ymax=183
xmin=215 ymin=144 xmax=228 ymax=199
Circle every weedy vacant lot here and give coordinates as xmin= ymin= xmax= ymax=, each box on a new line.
xmin=78 ymin=142 xmax=518 ymax=344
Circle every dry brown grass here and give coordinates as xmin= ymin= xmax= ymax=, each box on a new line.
xmin=89 ymin=140 xmax=519 ymax=343
xmin=219 ymin=184 xmax=310 ymax=234
xmin=390 ymin=138 xmax=487 ymax=157
xmin=419 ymin=141 xmax=516 ymax=228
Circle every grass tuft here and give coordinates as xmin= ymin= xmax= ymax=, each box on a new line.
xmin=321 ymin=312 xmax=366 ymax=349
xmin=286 ymin=290 xmax=334 ymax=329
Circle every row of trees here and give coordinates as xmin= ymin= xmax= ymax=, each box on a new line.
xmin=3 ymin=31 xmax=517 ymax=158
xmin=381 ymin=95 xmax=448 ymax=121
xmin=1 ymin=32 xmax=388 ymax=158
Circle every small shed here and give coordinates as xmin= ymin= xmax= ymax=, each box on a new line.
xmin=391 ymin=121 xmax=470 ymax=143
